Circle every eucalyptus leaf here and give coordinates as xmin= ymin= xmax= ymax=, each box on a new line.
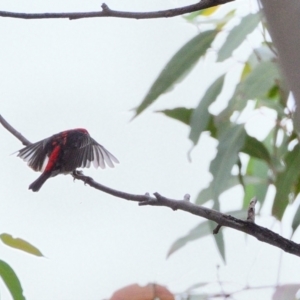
xmin=0 ymin=234 xmax=43 ymax=257
xmin=0 ymin=260 xmax=25 ymax=300
xmin=167 ymin=210 xmax=247 ymax=257
xmin=217 ymin=12 xmax=261 ymax=62
xmin=157 ymin=107 xmax=218 ymax=139
xmin=272 ymin=144 xmax=300 ymax=220
xmin=167 ymin=220 xmax=212 ymax=257
xmin=209 ymin=221 xmax=226 ymax=263
xmin=243 ymin=158 xmax=269 ymax=209
xmin=196 ymin=176 xmax=239 ymax=205
xmin=209 ymin=124 xmax=246 ymax=200
xmin=189 ymin=74 xmax=225 ymax=145
xmin=241 ymin=135 xmax=271 ymax=164
xmin=292 ymin=203 xmax=300 ymax=234
xmin=241 ymin=61 xmax=280 ymax=100
xmin=135 ymin=30 xmax=217 ymax=116
xmin=156 ymin=107 xmax=193 ymax=125
xmin=218 ymin=60 xmax=280 ymax=122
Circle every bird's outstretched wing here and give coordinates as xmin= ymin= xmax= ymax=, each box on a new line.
xmin=17 ymin=140 xmax=49 ymax=172
xmin=60 ymin=134 xmax=119 ymax=172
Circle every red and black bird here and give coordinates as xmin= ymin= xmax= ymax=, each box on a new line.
xmin=17 ymin=128 xmax=119 ymax=192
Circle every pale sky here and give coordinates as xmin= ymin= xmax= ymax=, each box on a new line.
xmin=1 ymin=0 xmax=300 ymax=299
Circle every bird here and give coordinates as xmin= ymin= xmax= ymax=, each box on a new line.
xmin=17 ymin=128 xmax=119 ymax=192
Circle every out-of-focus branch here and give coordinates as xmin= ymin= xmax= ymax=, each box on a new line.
xmin=0 ymin=0 xmax=234 ymax=21
xmin=1 ymin=114 xmax=300 ymax=258
xmin=261 ymin=0 xmax=300 ymax=133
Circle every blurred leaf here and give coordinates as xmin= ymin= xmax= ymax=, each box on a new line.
xmin=210 ymin=222 xmax=225 ymax=263
xmin=218 ymin=61 xmax=280 ymax=121
xmin=183 ymin=11 xmax=203 ymax=22
xmin=210 ymin=124 xmax=246 ymax=200
xmin=167 ymin=210 xmax=246 ymax=257
xmin=240 ymin=62 xmax=251 ymax=81
xmin=157 ymin=108 xmax=217 ymax=138
xmin=248 ymin=45 xmax=278 ymax=69
xmin=240 ymin=60 xmax=280 ymax=100
xmin=241 ymin=135 xmax=271 ymax=163
xmin=167 ymin=220 xmax=213 ymax=257
xmin=256 ymin=98 xmax=285 ymax=117
xmin=294 ymin=172 xmax=300 ymax=198
xmin=292 ymin=203 xmax=300 ymax=234
xmin=272 ymin=144 xmax=300 ymax=220
xmin=201 ymin=6 xmax=219 ymax=16
xmin=268 ymin=85 xmax=280 ymax=98
xmin=216 ymin=10 xmax=236 ymax=30
xmin=135 ymin=30 xmax=217 ymax=116
xmin=206 ymin=114 xmax=218 ymax=138
xmin=0 ymin=260 xmax=25 ymax=300
xmin=272 ymin=284 xmax=300 ymax=300
xmin=184 ymin=8 xmax=233 ymax=27
xmin=243 ymin=158 xmax=269 ymax=209
xmin=196 ymin=176 xmax=239 ymax=205
xmin=157 ymin=107 xmax=193 ymax=125
xmin=217 ymin=12 xmax=261 ymax=62
xmin=276 ymin=129 xmax=290 ymax=159
xmin=209 ymin=201 xmax=226 ymax=263
xmin=189 ymin=74 xmax=225 ymax=145
xmin=0 ymin=234 xmax=43 ymax=257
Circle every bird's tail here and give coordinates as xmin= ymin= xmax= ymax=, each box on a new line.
xmin=29 ymin=172 xmax=51 ymax=192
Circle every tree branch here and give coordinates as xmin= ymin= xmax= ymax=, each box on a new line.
xmin=1 ymin=114 xmax=300 ymax=258
xmin=0 ymin=115 xmax=32 ymax=146
xmin=0 ymin=0 xmax=234 ymax=21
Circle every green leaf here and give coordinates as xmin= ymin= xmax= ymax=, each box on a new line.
xmin=241 ymin=135 xmax=271 ymax=163
xmin=241 ymin=61 xmax=280 ymax=100
xmin=206 ymin=114 xmax=218 ymax=139
xmin=218 ymin=60 xmax=280 ymax=121
xmin=210 ymin=221 xmax=226 ymax=263
xmin=292 ymin=203 xmax=300 ymax=234
xmin=243 ymin=158 xmax=269 ymax=209
xmin=200 ymin=6 xmax=219 ymax=16
xmin=217 ymin=12 xmax=261 ymax=62
xmin=216 ymin=10 xmax=236 ymax=30
xmin=156 ymin=107 xmax=192 ymax=125
xmin=240 ymin=62 xmax=252 ymax=81
xmin=189 ymin=74 xmax=225 ymax=145
xmin=272 ymin=144 xmax=300 ymax=220
xmin=0 ymin=234 xmax=43 ymax=257
xmin=135 ymin=30 xmax=217 ymax=116
xmin=0 ymin=260 xmax=25 ymax=300
xmin=183 ymin=11 xmax=203 ymax=22
xmin=196 ymin=176 xmax=239 ymax=205
xmin=167 ymin=210 xmax=246 ymax=257
xmin=209 ymin=124 xmax=246 ymax=200
xmin=157 ymin=108 xmax=218 ymax=139
xmin=167 ymin=220 xmax=212 ymax=257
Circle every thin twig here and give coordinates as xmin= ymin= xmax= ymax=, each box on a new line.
xmin=0 ymin=0 xmax=234 ymax=21
xmin=247 ymin=197 xmax=257 ymax=223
